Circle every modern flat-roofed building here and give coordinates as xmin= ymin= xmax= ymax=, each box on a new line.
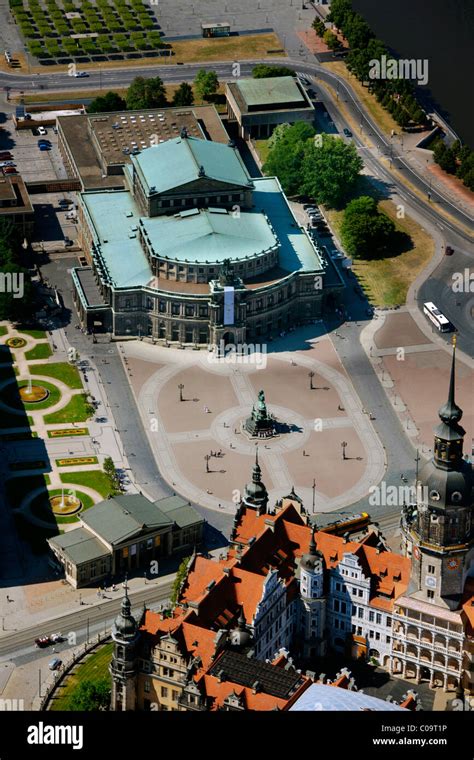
xmin=0 ymin=175 xmax=34 ymax=236
xmin=225 ymin=76 xmax=315 ymax=139
xmin=72 ymin=132 xmax=344 ymax=343
xmin=58 ymin=105 xmax=229 ymax=191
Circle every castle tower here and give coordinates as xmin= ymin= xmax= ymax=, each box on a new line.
xmin=110 ymin=578 xmax=140 ymax=710
xmin=299 ymin=530 xmax=326 ymax=658
xmin=241 ymin=447 xmax=269 ymax=515
xmin=402 ymin=338 xmax=474 ymax=610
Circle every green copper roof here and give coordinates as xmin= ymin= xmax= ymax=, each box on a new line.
xmin=131 ymin=136 xmax=252 ymax=195
xmin=81 ymin=494 xmax=172 ymax=545
xmin=234 ymin=76 xmax=306 ymax=107
xmin=48 ymin=527 xmax=109 ymax=565
xmin=80 ymin=190 xmax=152 ymax=288
xmin=141 ymin=207 xmax=278 ymax=262
xmin=154 ymin=495 xmax=204 ymax=529
xmin=252 ymin=177 xmax=324 ymax=273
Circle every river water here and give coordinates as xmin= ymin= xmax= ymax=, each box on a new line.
xmin=352 ymin=0 xmax=474 ymax=146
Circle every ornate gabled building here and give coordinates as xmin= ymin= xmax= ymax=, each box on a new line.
xmin=109 ymin=355 xmax=474 ymax=709
xmin=393 ymin=339 xmax=474 ymax=692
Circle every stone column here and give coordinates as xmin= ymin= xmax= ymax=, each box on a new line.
xmin=415 ymin=664 xmax=421 ymax=684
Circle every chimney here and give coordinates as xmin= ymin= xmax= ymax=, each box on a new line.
xmin=252 ymin=680 xmax=261 ymax=694
xmin=343 ymin=532 xmax=350 ymax=543
xmin=223 ymin=567 xmax=230 ymax=575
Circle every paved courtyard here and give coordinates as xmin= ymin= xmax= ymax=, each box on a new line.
xmin=364 ymin=308 xmax=473 ymax=457
xmin=122 ymin=331 xmax=386 ymax=514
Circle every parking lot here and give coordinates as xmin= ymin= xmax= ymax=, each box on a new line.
xmin=0 ymin=122 xmax=67 ymax=183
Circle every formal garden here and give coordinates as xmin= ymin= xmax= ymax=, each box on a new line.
xmin=9 ymin=0 xmax=165 ymax=63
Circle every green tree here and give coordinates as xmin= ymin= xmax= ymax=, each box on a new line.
xmin=172 ymin=82 xmax=194 ymax=107
xmin=170 ymin=556 xmax=191 ymax=607
xmin=312 ymin=18 xmax=326 ymax=37
xmin=68 ymin=678 xmax=110 ymax=711
xmin=252 ymin=64 xmax=294 ymax=78
xmin=328 ymin=0 xmax=354 ymax=31
xmin=323 ymin=30 xmax=341 ymax=51
xmin=341 ymin=196 xmax=396 ymax=258
xmin=194 ymin=69 xmax=219 ymax=101
xmin=103 ymin=456 xmax=120 ymax=492
xmin=263 ymin=122 xmax=316 ymax=196
xmin=88 ymin=91 xmax=126 ymax=113
xmin=126 ymin=75 xmax=167 ymax=110
xmin=267 ymin=122 xmax=290 ymax=150
xmin=302 ymin=134 xmax=363 ymax=208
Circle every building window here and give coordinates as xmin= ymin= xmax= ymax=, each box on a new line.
xmin=171 ymin=303 xmax=180 ymax=315
xmin=158 ymin=301 xmax=166 ymax=313
xmin=375 ymin=632 xmax=380 ymax=641
xmin=369 ymin=611 xmax=375 ymax=623
xmin=340 ymin=601 xmax=346 ymax=614
xmin=334 ymin=600 xmax=340 ymax=612
xmin=358 ymin=589 xmax=363 ymax=597
xmin=386 ymin=635 xmax=391 ymax=643
xmin=427 ymin=590 xmax=435 ymax=600
xmin=357 ymin=608 xmax=363 ymax=619
xmin=376 ymin=613 xmax=382 ymax=625
xmin=185 ymin=305 xmax=195 ymax=317
xmin=428 ymin=564 xmax=435 ymax=574
xmin=144 ymin=680 xmax=151 ymax=693
xmin=161 ymin=687 xmax=168 ymax=698
xmin=335 ymin=582 xmax=341 ymax=592
xmin=172 ymin=690 xmax=179 ymax=701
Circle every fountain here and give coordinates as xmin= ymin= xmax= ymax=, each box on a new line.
xmin=49 ymin=489 xmax=82 ymax=516
xmin=19 ymin=378 xmax=50 ymax=403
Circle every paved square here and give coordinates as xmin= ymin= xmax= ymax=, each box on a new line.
xmin=123 ymin=333 xmax=385 ymax=514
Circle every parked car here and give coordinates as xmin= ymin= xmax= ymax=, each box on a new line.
xmin=35 ymin=636 xmax=51 ymax=648
xmin=58 ymin=198 xmax=72 ymax=207
xmin=0 ymin=152 xmax=13 ymax=160
xmin=37 ymin=126 xmax=47 ymax=136
xmin=95 ymin=417 xmax=108 ymax=423
xmin=445 ymin=245 xmax=454 ymax=256
xmin=0 ymin=161 xmax=15 ymax=168
xmin=50 ymin=633 xmax=63 ymax=643
xmin=48 ymin=658 xmax=62 ymax=670
xmin=73 ymin=71 xmax=89 ymax=78
xmin=3 ymin=167 xmax=18 ymax=174
xmin=343 ymin=128 xmax=353 ymax=138
xmin=38 ymin=144 xmax=51 ymax=151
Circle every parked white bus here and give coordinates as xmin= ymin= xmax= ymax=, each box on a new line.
xmin=423 ymin=301 xmax=452 ymax=332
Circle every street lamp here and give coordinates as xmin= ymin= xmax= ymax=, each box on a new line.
xmin=205 ymin=454 xmax=211 ymax=473
xmin=178 ymin=383 xmax=184 ymax=402
xmin=312 ymin=478 xmax=316 ymax=512
xmin=341 ymin=441 xmax=348 ymax=460
xmin=308 ymin=370 xmax=315 ymax=390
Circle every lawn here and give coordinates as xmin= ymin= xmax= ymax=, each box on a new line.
xmin=0 ymin=326 xmax=7 ymax=336
xmin=60 ymin=469 xmax=114 ymax=499
xmin=324 ymin=180 xmax=435 ymax=307
xmin=254 ymin=138 xmax=271 ymax=166
xmin=43 ymin=393 xmax=94 ymax=424
xmin=25 ymin=343 xmax=53 ymax=360
xmin=49 ymin=643 xmax=113 ymax=711
xmin=30 ymin=362 xmax=83 ymax=389
xmin=5 ymin=474 xmax=51 ymax=508
xmin=14 ymin=379 xmax=61 ymax=411
xmin=40 ymin=487 xmax=95 ymax=523
xmin=18 ymin=329 xmax=47 ymax=339
xmin=170 ymin=33 xmax=283 ymax=63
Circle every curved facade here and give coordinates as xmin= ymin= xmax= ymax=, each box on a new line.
xmin=72 ymin=134 xmax=344 ymax=347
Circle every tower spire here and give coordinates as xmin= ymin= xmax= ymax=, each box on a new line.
xmin=438 ymin=335 xmax=463 ymax=426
